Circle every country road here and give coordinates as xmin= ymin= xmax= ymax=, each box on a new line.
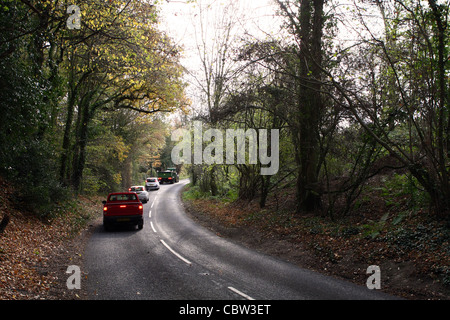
xmin=83 ymin=180 xmax=397 ymax=301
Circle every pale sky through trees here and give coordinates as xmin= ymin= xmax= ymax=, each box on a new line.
xmin=155 ymin=0 xmax=390 ymax=120
xmin=157 ymin=0 xmax=284 ymax=118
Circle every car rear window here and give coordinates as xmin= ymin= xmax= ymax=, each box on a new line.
xmin=147 ymin=178 xmax=156 ymax=182
xmin=109 ymin=194 xmax=137 ymax=201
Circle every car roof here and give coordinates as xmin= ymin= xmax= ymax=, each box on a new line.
xmin=108 ymin=192 xmax=137 ymax=195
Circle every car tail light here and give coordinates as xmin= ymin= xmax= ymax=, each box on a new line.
xmin=103 ymin=206 xmax=108 ymax=212
xmin=139 ymin=205 xmax=143 ymax=210
xmin=168 ymin=177 xmax=172 ymax=180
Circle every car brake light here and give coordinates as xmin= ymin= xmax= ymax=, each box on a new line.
xmin=168 ymin=177 xmax=172 ymax=180
xmin=103 ymin=206 xmax=107 ymax=212
xmin=128 ymin=188 xmax=131 ymax=191
xmin=120 ymin=205 xmax=126 ymax=208
xmin=139 ymin=205 xmax=143 ymax=210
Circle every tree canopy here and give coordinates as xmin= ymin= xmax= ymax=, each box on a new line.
xmin=1 ymin=0 xmax=449 ymax=220
xmin=181 ymin=0 xmax=450 ymax=218
xmin=0 ymin=0 xmax=188 ymax=215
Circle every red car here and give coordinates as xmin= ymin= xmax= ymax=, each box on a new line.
xmin=102 ymin=192 xmax=144 ymax=231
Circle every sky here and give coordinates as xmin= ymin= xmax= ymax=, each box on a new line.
xmin=157 ymin=0 xmax=282 ymax=65
xmin=153 ymin=0 xmax=390 ymax=121
xmin=154 ymin=0 xmax=385 ymax=68
xmin=155 ymin=0 xmax=283 ymax=118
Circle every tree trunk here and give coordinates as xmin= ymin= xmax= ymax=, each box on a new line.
xmin=296 ymin=0 xmax=325 ymax=213
xmin=60 ymin=86 xmax=75 ymax=186
xmin=71 ymin=101 xmax=91 ymax=193
xmin=0 ymin=214 xmax=10 ymax=234
xmin=259 ymin=175 xmax=270 ymax=208
xmin=428 ymin=0 xmax=449 ymax=213
xmin=210 ymin=165 xmax=218 ymax=196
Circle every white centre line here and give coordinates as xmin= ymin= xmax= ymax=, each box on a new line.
xmin=150 ymin=221 xmax=157 ymax=233
xmin=160 ymin=240 xmax=192 ymax=266
xmin=228 ymin=287 xmax=255 ymax=300
xmin=151 ymin=197 xmax=156 ymax=209
xmin=149 ymin=210 xmax=152 ymax=218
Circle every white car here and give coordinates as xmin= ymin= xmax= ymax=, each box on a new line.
xmin=145 ymin=177 xmax=160 ymax=191
xmin=129 ymin=186 xmax=149 ymax=203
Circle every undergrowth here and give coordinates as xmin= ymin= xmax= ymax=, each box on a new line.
xmin=183 ymin=173 xmax=450 ymax=294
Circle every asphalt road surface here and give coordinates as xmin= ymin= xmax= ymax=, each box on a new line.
xmin=84 ymin=180 xmax=396 ymax=300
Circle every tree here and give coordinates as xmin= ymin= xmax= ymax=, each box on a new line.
xmin=186 ymin=0 xmax=246 ymax=196
xmin=257 ymin=0 xmax=326 ymax=212
xmin=325 ymin=0 xmax=450 ymax=215
xmin=0 ymin=0 xmax=188 ymax=214
xmin=0 ymin=0 xmax=69 ymax=215
xmin=189 ymin=0 xmax=243 ymax=123
xmin=58 ymin=0 xmax=187 ymax=192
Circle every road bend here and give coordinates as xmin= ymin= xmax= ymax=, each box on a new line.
xmin=84 ymin=180 xmax=396 ymax=300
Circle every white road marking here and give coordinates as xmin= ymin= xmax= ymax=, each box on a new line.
xmin=152 ymin=188 xmax=253 ymax=297
xmin=227 ymin=287 xmax=255 ymax=300
xmin=160 ymin=240 xmax=192 ymax=266
xmin=150 ymin=194 xmax=158 ymax=209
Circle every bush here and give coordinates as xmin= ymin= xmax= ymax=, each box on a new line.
xmin=381 ymin=173 xmax=429 ymax=209
xmin=1 ymin=138 xmax=71 ymax=219
xmin=182 ymin=184 xmax=205 ymax=200
xmin=0 ymin=20 xmax=70 ymax=219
